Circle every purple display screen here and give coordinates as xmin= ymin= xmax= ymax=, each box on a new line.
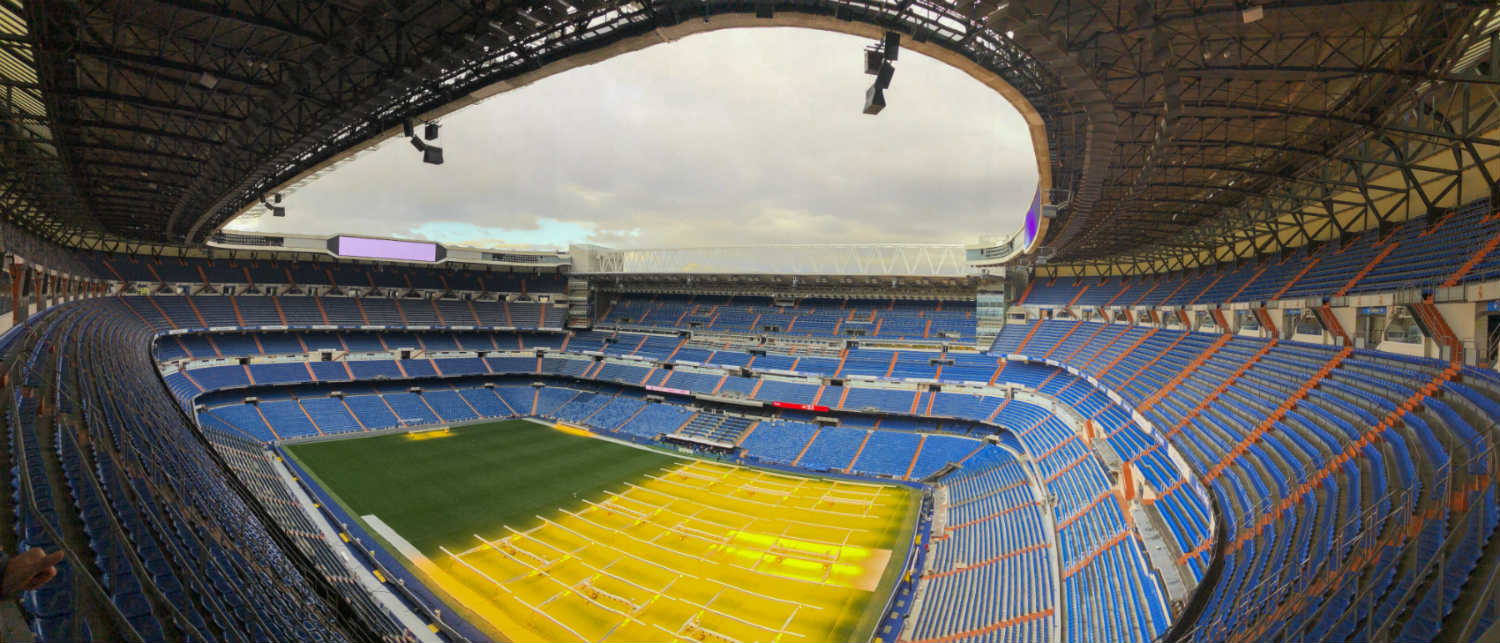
xmin=1022 ymin=190 xmax=1042 ymax=248
xmin=334 ymin=236 xmax=438 ymax=262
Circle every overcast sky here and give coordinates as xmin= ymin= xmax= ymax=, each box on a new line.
xmin=227 ymin=28 xmax=1039 ymax=250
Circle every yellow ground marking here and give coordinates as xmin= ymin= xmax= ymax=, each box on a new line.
xmin=552 ymin=422 xmax=596 ymax=437
xmin=409 ymin=459 xmax=910 ymax=642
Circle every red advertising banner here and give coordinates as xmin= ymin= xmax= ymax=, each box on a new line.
xmin=771 ymin=401 xmax=830 ymax=412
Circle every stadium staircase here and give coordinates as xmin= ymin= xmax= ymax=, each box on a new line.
xmin=1186 ymin=273 xmax=1225 ymax=306
xmin=1064 ymin=282 xmax=1089 ymax=310
xmin=1440 ymin=230 xmax=1500 ymax=287
xmin=1059 ymin=321 xmax=1111 ymax=363
xmin=790 ymin=428 xmax=821 ymax=467
xmin=1411 ymin=301 xmax=1464 ymax=366
xmin=1116 ymin=333 xmax=1190 ymax=391
xmin=1317 ymin=305 xmax=1352 ymax=346
xmin=1209 ymin=308 xmax=1230 ymax=330
xmin=1042 ymin=322 xmax=1083 ymax=359
xmin=1094 ymin=328 xmax=1159 ymax=377
xmin=1137 ymin=333 xmax=1232 ymax=412
xmin=1165 ymin=339 xmax=1277 ymax=439
xmin=1254 ymin=307 xmax=1279 ymax=336
xmin=1334 ymin=241 xmax=1399 ymax=297
xmin=1203 ymin=345 xmax=1352 ymax=482
xmin=1225 ymin=264 xmax=1269 ymax=302
xmin=1013 ymin=322 xmax=1043 ymax=354
xmin=1015 ymin=280 xmax=1034 ymax=305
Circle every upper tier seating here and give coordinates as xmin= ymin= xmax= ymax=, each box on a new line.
xmin=1020 ymin=198 xmax=1499 ymax=306
xmin=86 ymin=251 xmax=567 ymax=292
xmin=600 ymin=295 xmax=977 ymax=342
xmin=118 ymin=295 xmax=560 ymax=331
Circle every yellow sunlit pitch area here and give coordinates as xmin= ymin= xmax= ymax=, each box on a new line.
xmin=426 ymin=459 xmax=912 ymax=642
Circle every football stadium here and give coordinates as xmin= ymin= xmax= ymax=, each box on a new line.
xmin=1 ymin=1 xmax=1499 ymax=643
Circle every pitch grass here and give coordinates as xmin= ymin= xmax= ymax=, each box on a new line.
xmin=286 ymin=419 xmax=681 ymax=554
xmin=288 ymin=419 xmax=919 ymax=642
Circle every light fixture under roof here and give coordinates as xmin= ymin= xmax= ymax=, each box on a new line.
xmin=860 ymin=32 xmax=901 ymax=115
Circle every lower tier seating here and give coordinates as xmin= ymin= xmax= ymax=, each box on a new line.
xmin=1000 ymin=318 xmax=1500 ymax=641
xmin=908 ymin=447 xmax=1056 ymax=643
xmin=24 ymin=294 xmax=1496 ymax=643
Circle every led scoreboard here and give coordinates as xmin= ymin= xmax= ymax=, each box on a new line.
xmin=328 ymin=235 xmax=444 ymax=262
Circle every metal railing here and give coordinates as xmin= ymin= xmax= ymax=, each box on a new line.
xmin=1174 ymin=442 xmax=1497 ymax=643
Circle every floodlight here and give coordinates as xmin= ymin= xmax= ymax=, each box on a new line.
xmin=260 ymin=196 xmax=286 ymax=217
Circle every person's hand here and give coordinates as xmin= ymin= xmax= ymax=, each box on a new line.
xmin=3 ymin=548 xmax=64 ymax=597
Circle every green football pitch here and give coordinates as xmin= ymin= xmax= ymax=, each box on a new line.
xmin=285 ymin=419 xmax=682 ymax=554
xmin=286 ymin=419 xmax=920 ymax=642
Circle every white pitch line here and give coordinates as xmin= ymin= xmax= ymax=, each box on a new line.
xmin=364 ymin=514 xmax=435 ymax=567
xmin=649 ymin=472 xmax=880 ymax=518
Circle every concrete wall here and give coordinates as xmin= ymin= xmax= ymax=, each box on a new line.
xmin=1436 ymin=301 xmax=1480 ymax=363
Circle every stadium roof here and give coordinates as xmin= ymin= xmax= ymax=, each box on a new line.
xmin=3 ymin=0 xmax=1498 ymax=274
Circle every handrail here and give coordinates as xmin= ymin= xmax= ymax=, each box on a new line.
xmin=5 ymin=358 xmax=144 ymax=641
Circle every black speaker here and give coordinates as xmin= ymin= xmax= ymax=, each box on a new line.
xmin=423 ymin=146 xmax=444 ymax=165
xmin=863 ymin=85 xmax=886 ymax=115
xmin=424 ymin=122 xmax=440 ymax=140
xmin=883 ymin=32 xmax=900 ymax=60
xmin=402 ymin=119 xmax=415 ymax=138
xmin=875 ymin=62 xmax=895 ymax=89
xmin=865 ymin=49 xmax=884 ymax=75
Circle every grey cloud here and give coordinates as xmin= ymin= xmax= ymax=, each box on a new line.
xmin=232 ymin=27 xmax=1039 ymax=248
